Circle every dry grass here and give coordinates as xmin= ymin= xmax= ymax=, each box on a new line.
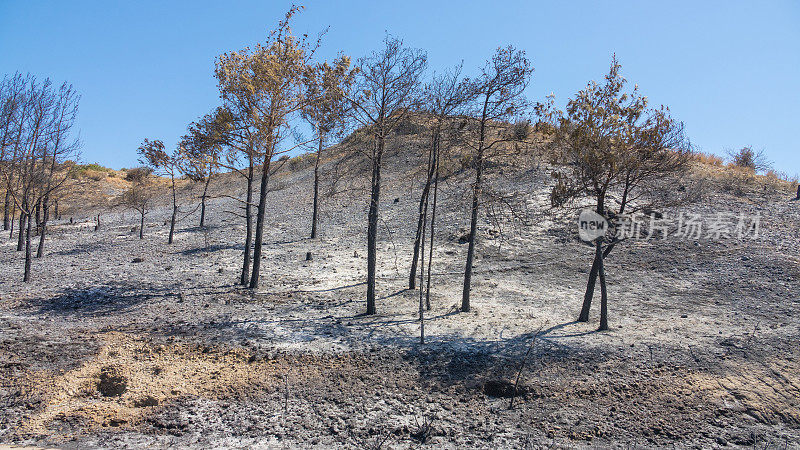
xmin=693 ymin=152 xmax=725 ymax=167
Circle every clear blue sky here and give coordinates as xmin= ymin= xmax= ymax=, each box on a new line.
xmin=1 ymin=1 xmax=798 ymax=175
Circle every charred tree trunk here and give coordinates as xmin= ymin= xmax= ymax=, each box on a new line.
xmin=310 ymin=135 xmax=323 ymax=239
xmin=34 ymin=200 xmax=41 ymax=234
xmin=3 ymin=188 xmax=9 ymax=231
xmin=418 ymin=184 xmax=428 ymax=345
xmin=241 ymin=161 xmax=254 ymax=286
xmin=579 ymin=241 xmax=602 ymax=321
xmin=425 ymin=143 xmax=440 ymax=312
xmin=54 ymin=199 xmax=59 ymax=220
xmin=796 ymin=184 xmax=800 ymax=200
xmin=598 ymin=243 xmax=609 ymax=331
xmin=9 ymin=203 xmax=15 ymax=238
xmin=17 ymin=207 xmax=26 ymax=251
xmin=168 ymin=176 xmax=177 ymax=244
xmin=23 ymin=211 xmax=32 ymax=282
xmin=365 ymin=136 xmax=385 ymax=315
xmin=579 ymin=241 xmax=615 ymax=322
xmin=249 ymin=144 xmax=274 ymax=290
xmin=139 ymin=211 xmax=145 ymax=239
xmin=94 ymin=213 xmax=100 ymax=231
xmin=36 ymin=199 xmax=49 ymax=258
xmin=461 ymin=144 xmax=484 ymax=313
xmin=409 ymin=130 xmax=437 ymax=290
xmin=461 ymin=96 xmax=490 ymax=313
xmin=200 ymin=173 xmax=211 ymax=228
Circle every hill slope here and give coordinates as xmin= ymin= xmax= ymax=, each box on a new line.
xmin=1 ymin=128 xmax=799 ymax=448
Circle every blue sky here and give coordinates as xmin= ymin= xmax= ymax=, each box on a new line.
xmin=1 ymin=1 xmax=798 ymax=175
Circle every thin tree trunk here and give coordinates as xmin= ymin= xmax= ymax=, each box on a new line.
xmin=168 ymin=176 xmax=177 ymax=244
xmin=310 ymin=134 xmax=322 ymax=239
xmin=598 ymin=244 xmax=609 ymax=331
xmin=417 ymin=143 xmax=432 ymax=344
xmin=200 ymin=173 xmax=211 ymax=228
xmin=36 ymin=199 xmax=49 ymax=257
xmin=461 ymin=98 xmax=489 ymax=313
xmin=409 ymin=136 xmax=436 ymax=290
xmin=17 ymin=208 xmax=26 ymax=251
xmin=34 ymin=200 xmax=41 ymax=235
xmin=461 ymin=145 xmax=484 ymax=313
xmin=249 ymin=145 xmax=274 ymax=289
xmin=425 ymin=141 xmax=440 ymax=312
xmin=579 ymin=241 xmax=616 ymax=322
xmin=796 ymin=184 xmax=800 ymax=200
xmin=9 ymin=202 xmax=15 ymax=238
xmin=418 ymin=189 xmax=427 ymax=345
xmin=366 ymin=136 xmax=385 ymax=315
xmin=3 ymin=188 xmax=9 ymax=231
xmin=23 ymin=210 xmax=32 ymax=282
xmin=54 ymin=199 xmax=59 ymax=220
xmin=241 ymin=161 xmax=254 ymax=286
xmin=579 ymin=245 xmax=601 ymax=322
xmin=139 ymin=211 xmax=145 ymax=239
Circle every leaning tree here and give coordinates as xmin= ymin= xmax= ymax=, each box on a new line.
xmin=460 ymin=46 xmax=533 ymax=313
xmin=538 ymin=55 xmax=693 ymax=330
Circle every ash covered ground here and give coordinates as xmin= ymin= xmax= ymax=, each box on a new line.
xmin=1 ymin=148 xmax=799 ymax=448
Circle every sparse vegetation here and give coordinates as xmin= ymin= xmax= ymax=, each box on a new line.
xmin=1 ymin=6 xmax=798 ymax=449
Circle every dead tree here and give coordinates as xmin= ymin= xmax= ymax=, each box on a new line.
xmin=538 ymin=55 xmax=693 ymax=330
xmin=349 ymin=35 xmax=427 ymax=314
xmin=0 ymin=74 xmax=26 ymax=231
xmin=36 ymin=82 xmax=80 ymax=258
xmin=460 ymin=46 xmax=532 ymax=312
xmin=408 ymin=64 xmax=473 ymax=291
xmin=1 ymin=76 xmax=80 ymax=281
xmin=301 ymin=55 xmax=356 ymax=239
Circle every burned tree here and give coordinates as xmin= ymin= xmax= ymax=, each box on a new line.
xmin=0 ymin=73 xmax=26 ymax=232
xmin=460 ymin=46 xmax=532 ymax=312
xmin=36 ymin=82 xmax=80 ymax=258
xmin=0 ymin=75 xmax=81 ymax=281
xmin=121 ymin=167 xmax=154 ymax=239
xmin=216 ymin=6 xmax=319 ymax=289
xmin=301 ymin=55 xmax=356 ymax=239
xmin=409 ymin=64 xmax=474 ymax=292
xmin=180 ymin=112 xmax=226 ymax=228
xmin=349 ymin=36 xmax=426 ymax=315
xmin=138 ymin=139 xmax=183 ymax=244
xmin=207 ymin=92 xmax=262 ymax=286
xmin=539 ymin=56 xmax=692 ymax=330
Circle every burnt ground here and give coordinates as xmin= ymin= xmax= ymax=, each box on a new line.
xmin=0 ymin=148 xmax=799 ymax=448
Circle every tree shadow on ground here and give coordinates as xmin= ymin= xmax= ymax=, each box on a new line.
xmin=180 ymin=243 xmax=240 ymax=256
xmin=51 ymin=242 xmax=104 ymax=256
xmin=29 ymin=281 xmax=178 ymax=317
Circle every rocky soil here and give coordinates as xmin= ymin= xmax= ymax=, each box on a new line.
xmin=0 ymin=143 xmax=799 ymax=448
